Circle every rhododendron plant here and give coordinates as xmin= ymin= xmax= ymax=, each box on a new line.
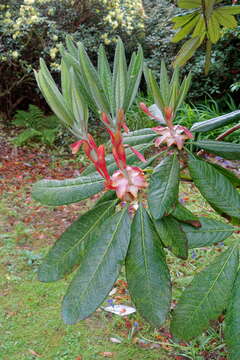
xmin=33 ymin=38 xmax=240 ymax=358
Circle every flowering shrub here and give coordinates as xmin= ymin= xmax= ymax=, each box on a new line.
xmin=0 ymin=0 xmax=144 ymax=118
xmin=32 ymin=39 xmax=240 ymax=358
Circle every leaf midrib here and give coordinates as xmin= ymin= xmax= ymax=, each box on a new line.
xmin=50 ymin=201 xmax=117 ymax=267
xmin=180 ymin=244 xmax=237 ymax=331
xmin=140 ymin=207 xmax=156 ymax=314
xmin=75 ymin=209 xmax=127 ymax=304
xmin=159 ymin=155 xmax=178 ymax=212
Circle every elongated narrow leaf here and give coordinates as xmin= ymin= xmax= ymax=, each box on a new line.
xmin=148 ymin=154 xmax=180 ymax=219
xmin=62 ymin=208 xmax=131 ymax=324
xmin=124 ymin=46 xmax=143 ymax=111
xmin=32 ymin=174 xmax=104 ymax=206
xmin=217 ymin=5 xmax=240 ymax=15
xmin=154 ymin=215 xmax=188 ymax=259
xmin=113 ymin=38 xmax=127 ymax=112
xmin=98 ymin=44 xmax=114 ymax=116
xmin=126 ymin=204 xmax=171 ymax=326
xmin=192 ymin=140 xmax=240 ymax=160
xmin=160 ymin=60 xmax=170 ymax=106
xmin=225 ymin=269 xmax=240 ymax=360
xmin=61 ymin=59 xmax=72 ymax=108
xmin=182 ymin=217 xmax=235 ymax=248
xmin=190 ymin=110 xmax=240 ymax=132
xmin=123 ymin=128 xmax=157 ymax=146
xmin=171 ymin=246 xmax=239 ymax=341
xmin=172 ymin=13 xmax=196 ymax=29
xmin=176 ymin=72 xmax=192 ymax=111
xmin=65 ymin=35 xmax=78 ymax=57
xmin=172 ymin=14 xmax=200 ymax=43
xmin=208 ymin=13 xmax=221 ymax=44
xmin=38 ymin=200 xmax=117 ymax=282
xmin=78 ymin=43 xmax=110 ymax=113
xmin=215 ymin=9 xmax=237 ymax=28
xmin=144 ymin=65 xmax=165 ymax=112
xmin=70 ymin=68 xmax=89 ymax=134
xmin=173 ymin=36 xmax=203 ymax=67
xmin=35 ymin=68 xmax=74 ymax=126
xmin=188 ymin=159 xmax=240 ymax=219
xmin=61 ymin=52 xmax=98 ymax=114
xmin=192 ymin=14 xmax=205 ymax=37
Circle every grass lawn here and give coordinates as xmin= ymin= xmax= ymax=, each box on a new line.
xmin=0 ymin=142 xmax=237 ymax=360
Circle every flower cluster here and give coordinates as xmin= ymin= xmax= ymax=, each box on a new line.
xmin=71 ymin=111 xmax=147 ymax=202
xmin=140 ymin=103 xmax=193 ymax=150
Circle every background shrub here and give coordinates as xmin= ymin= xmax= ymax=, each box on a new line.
xmin=0 ymin=0 xmax=145 ymax=119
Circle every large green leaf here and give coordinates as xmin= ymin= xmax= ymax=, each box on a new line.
xmin=192 ymin=140 xmax=240 ymax=160
xmin=126 ymin=204 xmax=171 ymax=326
xmin=188 ymin=159 xmax=240 ymax=219
xmin=171 ymin=245 xmax=239 ymax=341
xmin=62 ymin=208 xmax=131 ymax=324
xmin=225 ymin=269 xmax=240 ymax=360
xmin=32 ymin=174 xmax=104 ymax=206
xmin=190 ymin=110 xmax=240 ymax=133
xmin=154 ymin=215 xmax=188 ymax=259
xmin=123 ymin=128 xmax=157 ymax=146
xmin=38 ymin=200 xmax=117 ymax=282
xmin=182 ymin=216 xmax=235 ymax=248
xmin=148 ymin=154 xmax=180 ymax=220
